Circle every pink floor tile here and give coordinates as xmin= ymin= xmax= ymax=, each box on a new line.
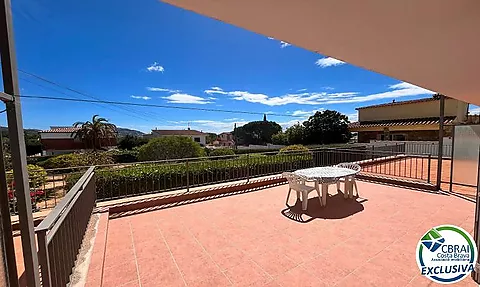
xmin=84 ymin=181 xmax=479 ymax=287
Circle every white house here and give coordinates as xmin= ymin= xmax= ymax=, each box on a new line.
xmin=149 ymin=128 xmax=207 ymax=146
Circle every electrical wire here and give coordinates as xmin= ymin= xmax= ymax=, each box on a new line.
xmin=19 ymin=75 xmax=161 ymax=123
xmin=17 ymin=69 xmax=304 ymax=118
xmin=18 ymin=94 xmax=303 ymax=118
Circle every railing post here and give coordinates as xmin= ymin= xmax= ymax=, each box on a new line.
xmin=186 ymin=160 xmax=189 ymax=192
xmin=427 ymin=154 xmax=432 ymax=183
xmin=37 ymin=229 xmax=51 ymax=287
xmin=246 ymin=154 xmax=250 ymax=183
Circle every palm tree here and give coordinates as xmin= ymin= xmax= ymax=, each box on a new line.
xmin=72 ymin=115 xmax=117 ymax=150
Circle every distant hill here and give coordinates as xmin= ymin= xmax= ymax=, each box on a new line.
xmin=0 ymin=126 xmax=40 ymax=136
xmin=117 ymin=128 xmax=145 ymax=137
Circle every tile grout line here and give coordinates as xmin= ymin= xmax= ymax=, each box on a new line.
xmin=128 ymin=220 xmax=142 ymax=287
xmin=154 ymin=215 xmax=188 ymax=286
xmin=184 ymin=223 xmax=235 ymax=286
xmin=100 ymin=213 xmax=110 ymax=287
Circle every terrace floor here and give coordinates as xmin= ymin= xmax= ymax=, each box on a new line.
xmin=85 ymin=181 xmax=477 ymax=287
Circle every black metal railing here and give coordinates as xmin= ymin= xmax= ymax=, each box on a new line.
xmin=35 ymin=166 xmax=96 ymax=287
xmin=72 ymin=147 xmax=432 ymax=201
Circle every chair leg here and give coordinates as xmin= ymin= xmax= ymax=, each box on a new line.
xmin=296 ymin=190 xmax=301 ymax=201
xmin=301 ymin=191 xmax=308 ymax=211
xmin=286 ymin=188 xmax=292 ymax=205
xmin=336 ymin=181 xmax=340 ymax=192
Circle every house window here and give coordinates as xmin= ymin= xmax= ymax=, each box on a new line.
xmin=194 ymin=137 xmax=201 ymax=143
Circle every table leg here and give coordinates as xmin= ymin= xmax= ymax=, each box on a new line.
xmin=315 ymin=181 xmax=322 ymax=206
xmin=321 ymin=184 xmax=328 ymax=206
xmin=347 ymin=177 xmax=354 ymax=198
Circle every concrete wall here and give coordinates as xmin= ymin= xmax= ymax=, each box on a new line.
xmin=358 ymin=98 xmax=468 ymax=122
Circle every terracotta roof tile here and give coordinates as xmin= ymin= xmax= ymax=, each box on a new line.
xmin=40 ymin=127 xmax=81 ymax=133
xmin=348 ymin=117 xmax=455 ymax=129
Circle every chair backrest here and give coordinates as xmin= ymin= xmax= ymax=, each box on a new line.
xmin=336 ymin=162 xmax=361 ymax=173
xmin=282 ymin=172 xmax=305 ymax=188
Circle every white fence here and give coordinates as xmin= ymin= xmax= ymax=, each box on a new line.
xmin=368 ymin=140 xmax=453 ymax=157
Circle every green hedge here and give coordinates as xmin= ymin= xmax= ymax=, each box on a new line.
xmin=66 ymin=152 xmax=314 ymax=200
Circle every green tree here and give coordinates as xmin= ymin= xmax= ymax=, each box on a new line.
xmin=234 ymin=121 xmax=282 ymax=145
xmin=73 ymin=115 xmax=117 ymax=150
xmin=118 ymin=135 xmax=148 ymax=150
xmin=303 ymin=110 xmax=351 ymax=144
xmin=206 ymin=133 xmax=218 ymax=144
xmin=138 ymin=136 xmax=206 ymax=161
xmin=209 ymin=148 xmax=235 ymax=157
xmin=285 ymin=123 xmax=306 ymax=144
xmin=271 ymin=132 xmax=288 ymax=145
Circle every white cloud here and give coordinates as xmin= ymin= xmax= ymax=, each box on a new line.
xmin=267 ymin=37 xmax=291 ymax=48
xmin=208 ymin=97 xmax=217 ymax=100
xmin=130 ymin=95 xmax=151 ymax=100
xmin=221 ymin=82 xmax=433 ymax=106
xmin=323 ymin=86 xmax=335 ymax=90
xmin=315 ymin=57 xmax=345 ymax=68
xmin=280 ymin=41 xmax=291 ymax=48
xmin=162 ymin=119 xmax=248 ymax=133
xmin=346 ymin=113 xmax=358 ymax=122
xmin=297 ymin=88 xmax=307 ymax=92
xmin=163 ymin=93 xmax=212 ymax=104
xmin=469 ymin=105 xmax=480 ymax=114
xmin=146 ymin=62 xmax=164 ymax=72
xmin=291 ymin=109 xmax=323 ymax=117
xmin=147 ymin=87 xmax=180 ymax=93
xmin=204 ymin=87 xmax=228 ymax=95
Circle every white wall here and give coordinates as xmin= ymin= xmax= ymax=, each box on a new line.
xmin=368 ymin=140 xmax=453 ymax=156
xmin=40 ymin=132 xmax=74 ymax=139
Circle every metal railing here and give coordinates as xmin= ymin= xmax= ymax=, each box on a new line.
xmin=6 ymin=166 xmax=89 ymax=214
xmin=35 ymin=166 xmax=96 ymax=287
xmin=86 ymin=147 xmax=433 ymax=201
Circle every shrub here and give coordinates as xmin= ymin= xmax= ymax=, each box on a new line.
xmin=39 ymin=153 xmax=85 ymax=169
xmin=108 ymin=149 xmax=139 ymax=163
xmin=89 ymin=153 xmax=313 ymax=200
xmin=209 ymin=148 xmax=235 ymax=157
xmin=137 ymin=136 xmax=205 ymax=161
xmin=38 ymin=152 xmax=114 ymax=169
xmin=279 ymin=144 xmax=310 ymax=154
xmin=7 ymin=164 xmax=47 ymax=188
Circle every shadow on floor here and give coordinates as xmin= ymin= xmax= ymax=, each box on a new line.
xmin=281 ymin=192 xmax=367 ymax=223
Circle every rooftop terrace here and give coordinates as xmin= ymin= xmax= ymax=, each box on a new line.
xmin=84 ymin=180 xmax=477 ymax=287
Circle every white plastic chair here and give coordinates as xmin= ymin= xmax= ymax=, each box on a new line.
xmin=282 ymin=172 xmax=322 ymax=210
xmin=335 ymin=163 xmax=361 ymax=198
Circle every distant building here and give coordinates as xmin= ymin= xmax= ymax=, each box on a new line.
xmin=214 ymin=132 xmax=235 ymax=147
xmin=148 ymin=128 xmax=207 ymax=146
xmin=40 ymin=126 xmax=117 ymax=156
xmin=349 ymin=96 xmax=469 ymax=143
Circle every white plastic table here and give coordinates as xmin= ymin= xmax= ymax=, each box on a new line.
xmin=294 ymin=166 xmax=359 ymax=206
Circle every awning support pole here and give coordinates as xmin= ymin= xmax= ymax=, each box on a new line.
xmin=0 ymin=0 xmax=41 ymax=285
xmin=436 ymin=94 xmax=445 ymax=190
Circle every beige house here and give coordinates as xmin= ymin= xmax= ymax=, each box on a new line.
xmin=349 ymin=96 xmax=469 ymax=143
xmin=146 ymin=128 xmax=207 ymax=146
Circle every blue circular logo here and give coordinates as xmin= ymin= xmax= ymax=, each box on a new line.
xmin=416 ymin=225 xmax=477 ymax=284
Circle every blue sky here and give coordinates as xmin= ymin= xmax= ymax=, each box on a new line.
xmin=0 ymin=0 xmax=453 ymax=133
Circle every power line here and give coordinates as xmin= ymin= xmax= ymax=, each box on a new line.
xmin=18 ymin=95 xmax=303 ymax=118
xmin=18 ymin=74 xmax=162 ymax=123
xmin=17 ymin=69 xmax=303 ymax=118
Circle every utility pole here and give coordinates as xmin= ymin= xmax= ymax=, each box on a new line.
xmin=0 ymin=0 xmax=41 ymax=285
